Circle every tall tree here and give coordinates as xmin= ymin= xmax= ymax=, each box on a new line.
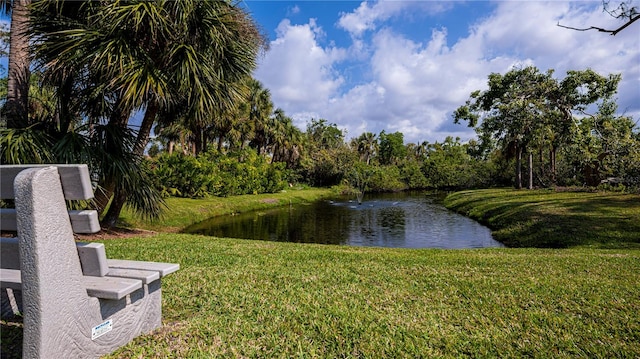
xmin=355 ymin=132 xmax=378 ymax=165
xmin=3 ymin=0 xmax=31 ymax=129
xmin=307 ymin=119 xmax=345 ymax=150
xmin=378 ymin=131 xmax=406 ymax=166
xmin=247 ymin=79 xmax=274 ymax=155
xmin=571 ymin=99 xmax=639 ymax=185
xmin=454 ymin=66 xmax=553 ymax=189
xmin=544 ymin=69 xmax=621 ymax=184
xmin=455 ymin=66 xmax=622 ymax=189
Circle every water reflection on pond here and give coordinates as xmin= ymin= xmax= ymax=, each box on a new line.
xmin=184 ymin=192 xmax=503 ymax=249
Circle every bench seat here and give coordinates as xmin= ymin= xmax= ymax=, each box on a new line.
xmin=1 ymin=238 xmax=173 ymax=296
xmin=107 ymin=268 xmax=160 ymax=284
xmin=83 ymin=276 xmax=142 ymax=300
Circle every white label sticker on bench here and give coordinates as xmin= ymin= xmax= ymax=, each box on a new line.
xmin=92 ymin=319 xmax=113 ymax=340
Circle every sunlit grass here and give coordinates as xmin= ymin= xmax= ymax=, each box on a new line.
xmin=444 ymin=189 xmax=640 ymax=248
xmin=97 ymin=235 xmax=640 ymax=358
xmin=119 ymin=187 xmax=334 ymax=232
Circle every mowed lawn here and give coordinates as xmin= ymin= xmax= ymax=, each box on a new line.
xmin=444 ymin=188 xmax=640 ymax=248
xmin=2 ymin=188 xmax=639 ymax=358
xmin=98 ymin=235 xmax=639 ymax=358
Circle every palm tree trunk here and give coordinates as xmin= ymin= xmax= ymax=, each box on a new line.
xmin=550 ymin=145 xmax=557 ymax=185
xmin=217 ymin=135 xmax=224 ymax=152
xmin=101 ymin=186 xmax=127 ymax=228
xmin=100 ymin=101 xmax=159 ymax=227
xmin=134 ymin=101 xmax=159 ymax=156
xmin=94 ymin=179 xmax=116 ymax=220
xmin=94 ymin=101 xmax=131 ymax=216
xmin=5 ymin=0 xmax=31 ymax=129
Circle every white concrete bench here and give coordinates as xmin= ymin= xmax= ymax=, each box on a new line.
xmin=0 ymin=165 xmax=179 ymax=358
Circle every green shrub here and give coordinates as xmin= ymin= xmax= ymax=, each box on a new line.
xmin=367 ymin=165 xmax=406 ymax=192
xmin=152 ymin=153 xmax=220 ymax=198
xmin=151 ymin=148 xmax=288 ymax=198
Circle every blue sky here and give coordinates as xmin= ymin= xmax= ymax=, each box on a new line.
xmin=244 ymin=0 xmax=640 ymax=144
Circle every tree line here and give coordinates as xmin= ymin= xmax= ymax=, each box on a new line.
xmin=2 ymin=1 xmax=638 ymax=228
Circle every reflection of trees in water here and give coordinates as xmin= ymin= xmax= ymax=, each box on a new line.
xmin=356 ymin=210 xmax=376 ymax=238
xmin=378 ymin=207 xmax=405 ymax=230
xmin=271 ymin=203 xmax=352 ymax=244
xmin=351 ymin=206 xmax=406 ymax=244
xmin=184 ymin=193 xmax=500 ymax=248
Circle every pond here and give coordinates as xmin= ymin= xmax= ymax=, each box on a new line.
xmin=184 ymin=192 xmax=503 ymax=249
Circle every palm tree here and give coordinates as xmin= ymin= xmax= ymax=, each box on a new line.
xmin=247 ymin=79 xmax=274 ymax=155
xmin=2 ymin=0 xmax=31 ymax=129
xmin=356 ymin=132 xmax=378 ymax=165
xmin=269 ymin=109 xmax=303 ymax=168
xmin=30 ymin=0 xmax=265 ymax=226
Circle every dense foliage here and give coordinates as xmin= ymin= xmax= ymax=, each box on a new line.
xmin=2 ymin=0 xmax=638 ymax=220
xmin=150 ymin=148 xmax=288 ymax=198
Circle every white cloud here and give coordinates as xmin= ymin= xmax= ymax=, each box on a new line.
xmin=336 ymin=1 xmax=407 ymax=37
xmin=254 ymin=19 xmax=346 ymax=119
xmin=337 ymin=0 xmax=453 ymax=38
xmin=287 ymin=5 xmax=300 ymax=17
xmin=256 ymin=1 xmax=640 ymax=144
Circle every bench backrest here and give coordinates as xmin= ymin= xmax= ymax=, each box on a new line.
xmin=1 ymin=237 xmax=109 ymax=277
xmin=1 ymin=164 xmax=100 ymax=233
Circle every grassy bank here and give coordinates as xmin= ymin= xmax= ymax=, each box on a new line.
xmin=90 ymin=236 xmax=637 ymax=357
xmin=119 ymin=187 xmax=335 ymax=232
xmin=444 ymin=188 xmax=640 ymax=249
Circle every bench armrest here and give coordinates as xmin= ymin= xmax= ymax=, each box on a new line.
xmin=82 ymin=276 xmax=142 ymax=301
xmin=107 ymin=259 xmax=180 ymax=277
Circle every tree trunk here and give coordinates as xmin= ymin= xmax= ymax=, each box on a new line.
xmin=94 ymin=179 xmax=116 ymax=219
xmin=202 ymin=130 xmax=208 ymax=154
xmin=99 ymin=101 xmax=159 ymax=227
xmin=194 ymin=127 xmax=203 ymax=155
xmin=550 ymin=145 xmax=557 ymax=185
xmin=528 ymin=151 xmax=533 ymax=190
xmin=515 ymin=145 xmax=523 ymax=189
xmin=101 ymin=186 xmax=127 ymax=228
xmin=94 ymin=101 xmax=131 ymax=216
xmin=539 ymin=147 xmax=544 ymax=180
xmin=5 ymin=0 xmax=31 ymax=129
xmin=58 ymin=77 xmax=75 ymax=133
xmin=134 ymin=101 xmax=159 ymax=156
xmin=217 ymin=135 xmax=224 ymax=152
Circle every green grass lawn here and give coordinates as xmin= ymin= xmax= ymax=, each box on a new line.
xmin=119 ymin=187 xmax=335 ymax=232
xmin=444 ymin=188 xmax=640 ymax=248
xmin=97 ymin=236 xmax=638 ymax=358
xmin=3 ymin=188 xmax=639 ymax=358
